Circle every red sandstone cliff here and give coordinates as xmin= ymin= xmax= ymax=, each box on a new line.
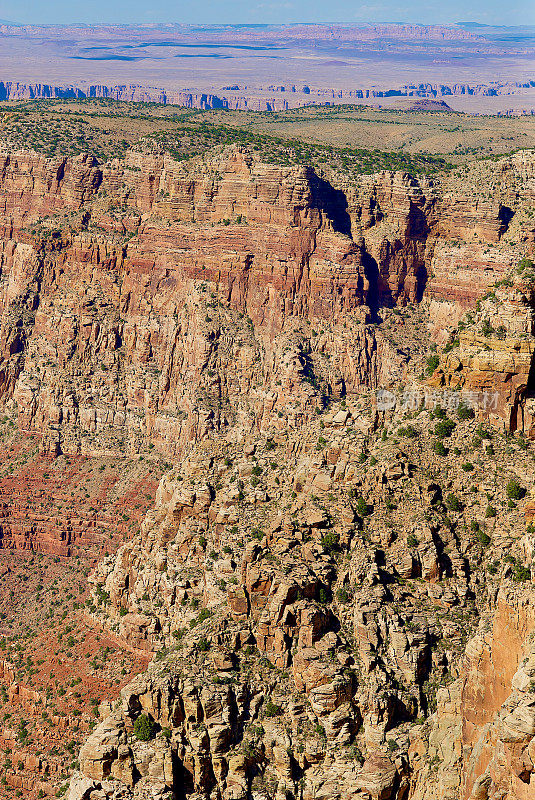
xmin=0 ymin=144 xmax=533 ymax=800
xmin=0 ymin=145 xmax=532 ymax=466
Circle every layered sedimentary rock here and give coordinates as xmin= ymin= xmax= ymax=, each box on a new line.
xmin=0 ymin=143 xmax=532 ymax=798
xmin=0 ymin=23 xmax=486 ymax=43
xmin=2 ymin=78 xmax=533 ymax=110
xmin=0 ymin=444 xmax=163 ymax=555
xmin=431 ymin=275 xmax=535 ymax=435
xmin=0 ymin=145 xmax=532 ymax=464
xmin=410 ymin=584 xmax=535 ymax=800
xmin=0 ymin=147 xmax=376 ymax=459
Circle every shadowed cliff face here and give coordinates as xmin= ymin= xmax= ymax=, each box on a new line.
xmin=0 ymin=146 xmax=532 ymax=463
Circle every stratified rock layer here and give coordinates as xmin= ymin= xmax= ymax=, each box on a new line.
xmin=0 ymin=145 xmax=533 ymax=467
xmin=0 ymin=144 xmax=533 ymax=800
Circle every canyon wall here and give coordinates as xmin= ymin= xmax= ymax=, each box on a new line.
xmin=2 ymin=80 xmax=534 ymax=110
xmin=0 ymin=146 xmax=532 ymax=464
xmin=0 ymin=145 xmax=532 ymax=799
xmin=0 ymin=23 xmax=485 ymax=42
xmin=66 ymin=377 xmax=535 ymax=800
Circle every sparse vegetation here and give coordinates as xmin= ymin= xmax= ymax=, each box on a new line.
xmin=133 ymin=714 xmax=156 ymax=742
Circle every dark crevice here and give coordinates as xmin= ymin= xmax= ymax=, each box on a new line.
xmin=407 ymin=201 xmax=431 ymax=239
xmin=56 ymin=160 xmax=66 ymax=184
xmin=527 ymin=349 xmax=535 ymax=395
xmin=415 ymin=263 xmax=428 ymax=302
xmin=308 ymin=170 xmax=352 ymax=238
xmin=362 ymin=251 xmax=380 ymax=321
xmin=172 ymin=750 xmax=194 ymax=800
xmin=498 ymin=204 xmax=514 ymax=236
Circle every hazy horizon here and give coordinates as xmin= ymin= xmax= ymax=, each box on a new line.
xmin=0 ymin=1 xmax=534 ymax=27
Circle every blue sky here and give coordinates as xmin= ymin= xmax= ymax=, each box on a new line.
xmin=0 ymin=0 xmax=533 ymax=26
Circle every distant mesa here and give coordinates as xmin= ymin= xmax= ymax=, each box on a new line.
xmin=0 ymin=79 xmax=533 ymax=113
xmin=396 ymin=98 xmax=455 ymax=112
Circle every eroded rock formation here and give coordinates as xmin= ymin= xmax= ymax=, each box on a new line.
xmin=68 ymin=393 xmax=535 ymax=800
xmin=0 ymin=145 xmax=532 ymax=465
xmin=0 ymin=143 xmax=533 ymax=800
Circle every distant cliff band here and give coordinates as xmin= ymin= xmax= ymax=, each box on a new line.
xmin=1 ymin=80 xmax=535 ymax=111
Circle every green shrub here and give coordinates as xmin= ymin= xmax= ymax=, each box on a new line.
xmin=477 ymin=530 xmax=491 ymax=546
xmin=434 ymin=419 xmax=456 ymax=439
xmin=398 ymin=425 xmax=419 ymax=438
xmin=457 ymin=403 xmax=474 ymax=420
xmin=95 ymin=586 xmax=110 ymax=606
xmin=426 ymin=354 xmax=440 ymax=375
xmin=407 ymin=534 xmax=419 ymax=549
xmin=264 ymin=698 xmax=281 ymax=717
xmin=445 ymin=493 xmax=462 ymax=512
xmin=517 ymin=256 xmax=533 ymax=273
xmin=476 ymin=424 xmax=492 ymax=439
xmin=318 ymin=587 xmax=330 ymax=604
xmin=356 ymin=497 xmax=370 ymax=517
xmin=336 ymin=586 xmax=352 ymax=603
xmin=485 ymin=505 xmax=497 ymax=518
xmin=314 ymin=723 xmax=327 ymax=738
xmin=133 ymin=714 xmax=155 ymax=742
xmin=481 ymin=319 xmax=494 ymax=337
xmin=506 ymin=478 xmax=524 ymax=500
xmin=513 ymin=563 xmax=531 ymax=582
xmin=321 ymin=532 xmax=340 ymax=553
xmin=433 ymin=440 xmax=447 ymax=457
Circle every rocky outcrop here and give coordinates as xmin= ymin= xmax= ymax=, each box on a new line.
xmin=0 ymin=141 xmax=533 ymax=799
xmin=0 ymin=145 xmax=532 ymax=461
xmin=430 ymin=273 xmax=535 ymax=436
xmin=410 ymin=583 xmax=535 ymax=800
xmin=0 ymin=147 xmax=382 ymax=458
xmin=67 ymin=386 xmax=535 ymax=800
